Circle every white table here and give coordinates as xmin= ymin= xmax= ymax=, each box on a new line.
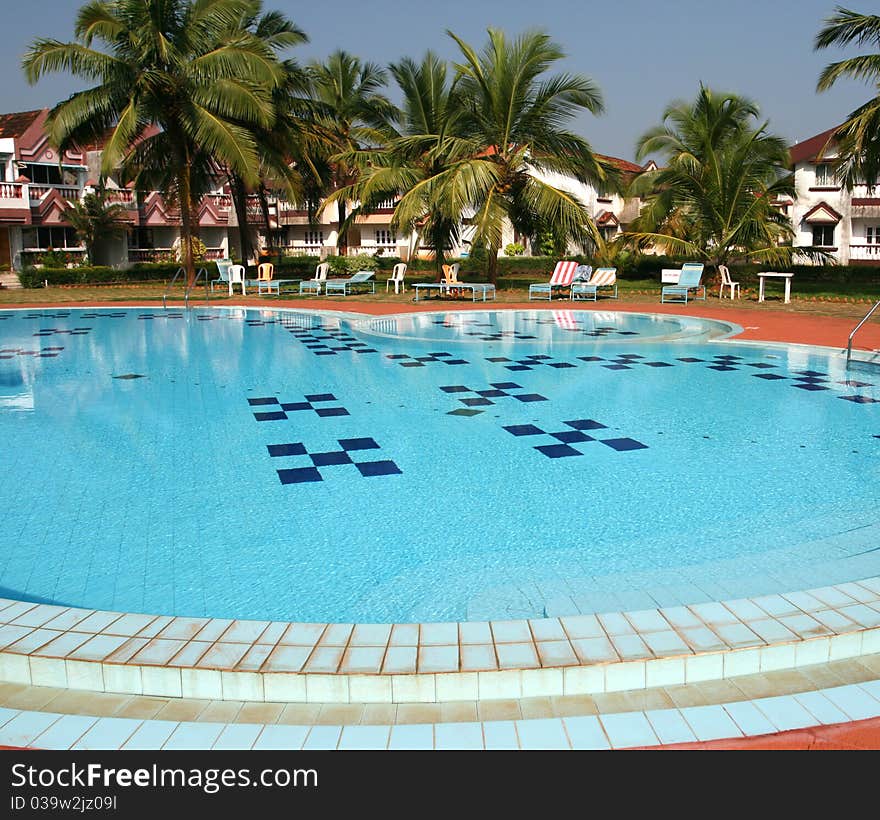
xmin=757 ymin=271 xmax=794 ymax=304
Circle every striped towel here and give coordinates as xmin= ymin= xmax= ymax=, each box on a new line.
xmin=548 ymin=260 xmax=580 ymax=286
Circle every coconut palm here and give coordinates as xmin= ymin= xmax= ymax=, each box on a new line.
xmin=22 ymin=0 xmax=287 ymax=283
xmin=323 ymin=52 xmax=467 ymax=276
xmin=436 ymin=28 xmax=614 ymax=283
xmin=815 ymin=7 xmax=880 ymax=190
xmin=307 ymin=51 xmax=397 ymax=254
xmin=626 ymin=86 xmax=808 ymax=269
xmin=223 ymin=6 xmax=310 ymax=266
xmin=64 ymin=187 xmax=130 ymax=265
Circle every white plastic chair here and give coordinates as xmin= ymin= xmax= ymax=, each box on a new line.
xmin=300 ymin=262 xmax=329 ymax=295
xmin=385 ymin=262 xmax=407 ymax=294
xmin=719 ymin=265 xmax=740 ymax=299
xmin=229 ymin=264 xmax=246 ymax=296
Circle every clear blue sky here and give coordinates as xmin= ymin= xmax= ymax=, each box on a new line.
xmin=2 ymin=0 xmax=872 ymax=161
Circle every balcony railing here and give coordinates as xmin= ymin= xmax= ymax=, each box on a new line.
xmin=128 ymin=247 xmax=175 ymax=263
xmin=128 ymin=246 xmax=225 ymax=263
xmin=103 ymin=189 xmax=135 ymax=205
xmin=0 ymin=182 xmax=23 ymax=200
xmin=346 ymin=244 xmax=400 ymax=256
xmin=849 ymin=244 xmax=880 ymax=261
xmin=28 ymin=184 xmax=82 ymax=203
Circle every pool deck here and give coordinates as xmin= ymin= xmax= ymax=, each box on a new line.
xmin=2 ymin=296 xmax=879 ymax=749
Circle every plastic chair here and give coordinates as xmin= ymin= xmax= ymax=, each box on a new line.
xmin=719 ymin=265 xmax=740 ymax=299
xmin=229 ymin=264 xmax=246 ymax=296
xmin=211 ymin=259 xmax=232 ymax=293
xmin=300 ymin=262 xmax=329 ymax=295
xmin=386 ymin=262 xmax=407 ymax=294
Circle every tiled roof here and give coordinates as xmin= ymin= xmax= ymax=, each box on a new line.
xmin=595 ymin=153 xmax=645 ymax=175
xmin=789 ymin=127 xmax=840 ymax=165
xmin=0 ymin=109 xmax=44 ymax=139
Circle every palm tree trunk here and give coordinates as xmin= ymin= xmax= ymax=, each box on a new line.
xmin=258 ymin=184 xmax=273 ymax=258
xmin=337 ymin=199 xmax=348 ymax=257
xmin=178 ymin=167 xmax=196 ymax=287
xmin=486 ymin=244 xmax=499 ymax=285
xmin=432 ymin=224 xmax=445 ymax=280
xmin=229 ymin=173 xmax=253 ymax=266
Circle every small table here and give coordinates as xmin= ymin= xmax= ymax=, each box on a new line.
xmin=413 ymin=283 xmax=446 ymax=301
xmin=757 ymin=271 xmax=794 ymax=304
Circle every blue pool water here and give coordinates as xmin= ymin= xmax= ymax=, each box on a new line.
xmin=1 ymin=306 xmax=878 ymax=623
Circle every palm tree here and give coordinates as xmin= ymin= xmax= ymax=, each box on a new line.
xmin=815 ymin=7 xmax=880 ymax=190
xmin=436 ymin=28 xmax=613 ymax=283
xmin=223 ymin=6 xmax=315 ymax=266
xmin=626 ymin=86 xmax=809 ymax=269
xmin=22 ymin=0 xmax=286 ymax=283
xmin=323 ymin=51 xmax=466 ymax=277
xmin=308 ymin=51 xmax=396 ymax=254
xmin=64 ymin=187 xmax=130 ymax=265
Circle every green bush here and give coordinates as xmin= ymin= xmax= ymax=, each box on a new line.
xmin=19 ymin=262 xmax=187 ymax=288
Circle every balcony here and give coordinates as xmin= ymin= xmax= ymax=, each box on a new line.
xmin=0 ymin=182 xmax=24 ymax=202
xmin=128 ymin=247 xmax=226 ymax=263
xmin=849 ymin=244 xmax=880 ymax=263
xmin=103 ymin=189 xmax=136 ymax=206
xmin=28 ymin=183 xmax=82 ymax=204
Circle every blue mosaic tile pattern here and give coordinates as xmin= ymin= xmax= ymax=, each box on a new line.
xmin=503 ymin=419 xmax=647 ymax=458
xmin=249 ymin=394 xmax=350 ymax=420
xmin=439 ymin=382 xmax=548 ymax=414
xmin=269 ymin=438 xmax=401 ymax=484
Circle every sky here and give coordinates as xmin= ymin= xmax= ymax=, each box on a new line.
xmin=2 ymin=0 xmax=874 ymax=162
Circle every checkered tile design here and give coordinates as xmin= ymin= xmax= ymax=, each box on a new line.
xmin=503 ymin=418 xmax=649 ymax=458
xmin=385 ymin=352 xmax=469 ymax=367
xmin=485 ymin=354 xmax=578 ymax=371
xmin=519 ymin=316 xmax=641 ymax=337
xmin=249 ymin=393 xmax=349 ymax=420
xmin=21 ymin=312 xmax=71 ymax=320
xmin=138 ymin=313 xmax=184 ymax=320
xmin=0 ymin=346 xmax=64 ymax=359
xmin=79 ymin=312 xmax=127 ymax=319
xmin=268 ymin=436 xmax=402 ymax=484
xmin=32 ymin=327 xmax=92 ymax=338
xmin=283 ymin=319 xmax=378 ymax=356
xmin=440 ymin=382 xmax=548 ymax=414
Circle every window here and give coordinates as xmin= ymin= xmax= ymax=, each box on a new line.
xmin=376 ymin=230 xmax=396 ymax=245
xmin=812 ymin=224 xmax=835 ymax=247
xmin=304 ymin=230 xmax=323 ymax=245
xmin=814 ymin=163 xmax=835 ymax=186
xmin=29 ymin=226 xmax=79 ymax=248
xmin=128 ymin=227 xmax=154 ymax=249
xmin=867 ymin=226 xmax=880 ymax=244
xmin=22 ymin=164 xmax=64 ymax=185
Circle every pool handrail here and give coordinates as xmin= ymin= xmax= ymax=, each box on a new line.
xmin=847 ymin=298 xmax=880 ymax=366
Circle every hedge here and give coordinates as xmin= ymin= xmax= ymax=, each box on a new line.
xmin=19 ymin=254 xmax=880 ymax=289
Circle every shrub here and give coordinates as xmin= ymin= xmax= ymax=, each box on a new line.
xmin=504 ymin=242 xmax=525 ymax=256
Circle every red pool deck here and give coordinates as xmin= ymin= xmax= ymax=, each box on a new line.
xmin=2 ymin=297 xmax=878 ymax=751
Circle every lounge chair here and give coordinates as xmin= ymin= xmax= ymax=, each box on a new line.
xmin=324 ymin=270 xmax=376 ymax=296
xmin=718 ymin=264 xmax=740 ymax=299
xmin=386 ymin=262 xmax=407 ymax=294
xmin=661 ymin=262 xmax=705 ymax=303
xmin=211 ymin=259 xmax=233 ymax=294
xmin=299 ymin=262 xmax=329 ymax=295
xmin=529 ymin=260 xmax=580 ymax=300
xmin=571 ymin=267 xmax=618 ymax=301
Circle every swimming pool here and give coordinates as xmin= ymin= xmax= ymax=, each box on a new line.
xmin=1 ymin=307 xmax=878 ymax=624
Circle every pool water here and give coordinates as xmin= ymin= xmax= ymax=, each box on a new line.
xmin=1 ymin=307 xmax=878 ymax=623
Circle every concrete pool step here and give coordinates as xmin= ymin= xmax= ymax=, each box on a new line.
xmin=1 ymin=656 xmax=879 ymax=749
xmin=2 ymin=578 xmax=880 ymax=704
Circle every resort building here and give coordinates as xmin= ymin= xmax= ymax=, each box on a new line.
xmin=0 ymin=106 xmax=656 ymax=270
xmin=789 ymin=127 xmax=880 ymax=265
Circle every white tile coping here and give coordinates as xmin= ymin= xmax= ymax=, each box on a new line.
xmin=3 ymin=678 xmax=879 ymax=750
xmin=2 ymin=577 xmax=880 ymax=703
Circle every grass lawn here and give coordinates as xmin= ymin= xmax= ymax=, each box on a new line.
xmin=1 ymin=274 xmax=879 ymax=322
